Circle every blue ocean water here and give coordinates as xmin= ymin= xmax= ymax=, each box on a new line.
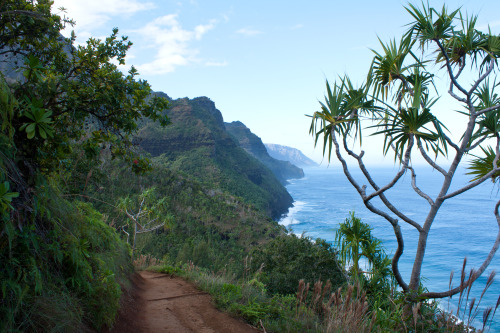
xmin=280 ymin=166 xmax=500 ymax=331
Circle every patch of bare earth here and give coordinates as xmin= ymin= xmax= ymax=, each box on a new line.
xmin=108 ymin=271 xmax=261 ymax=333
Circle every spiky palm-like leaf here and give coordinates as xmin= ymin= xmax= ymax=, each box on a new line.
xmin=309 ymin=79 xmax=377 ymax=161
xmin=405 ymin=3 xmax=459 ymax=46
xmin=467 ymin=146 xmax=500 ymax=182
xmin=371 ymin=36 xmax=415 ymax=100
xmin=335 ymin=212 xmax=375 ymax=276
xmin=471 ymin=81 xmax=500 ymax=141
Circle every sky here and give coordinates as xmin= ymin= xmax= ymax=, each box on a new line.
xmin=52 ymin=0 xmax=500 ymax=165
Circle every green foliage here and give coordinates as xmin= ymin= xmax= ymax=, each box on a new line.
xmin=136 ymin=97 xmax=293 ymax=219
xmin=89 ymin=158 xmax=285 ymax=277
xmin=468 ymin=146 xmax=500 ymax=182
xmin=308 ymin=1 xmax=500 ymax=305
xmin=250 ymin=233 xmax=346 ymax=295
xmin=0 ymin=1 xmax=165 ymax=330
xmin=0 ymin=187 xmax=132 ymax=331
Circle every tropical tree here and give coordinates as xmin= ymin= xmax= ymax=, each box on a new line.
xmin=0 ymin=1 xmax=170 ymax=329
xmin=309 ymin=2 xmax=500 ymax=302
xmin=335 ymin=212 xmax=379 ymax=277
xmin=118 ymin=187 xmax=172 ymax=257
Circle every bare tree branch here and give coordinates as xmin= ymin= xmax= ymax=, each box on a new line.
xmin=442 ymin=167 xmax=500 ymax=200
xmin=421 ymin=199 xmax=500 ymax=299
xmin=416 ymin=138 xmax=448 ymax=176
xmin=343 ymin=135 xmax=423 ymax=232
xmin=474 ymin=104 xmax=500 ymax=117
xmin=468 ymin=59 xmax=496 ymax=108
xmin=333 ymin=131 xmax=409 ymax=291
xmin=465 ymin=135 xmax=488 ymax=153
xmin=434 ymin=39 xmax=469 ymax=98
xmin=408 ymin=167 xmax=434 ymax=205
xmin=136 ymin=223 xmax=164 ymax=234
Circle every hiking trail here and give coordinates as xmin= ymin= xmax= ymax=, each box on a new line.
xmin=109 ymin=270 xmax=261 ymax=333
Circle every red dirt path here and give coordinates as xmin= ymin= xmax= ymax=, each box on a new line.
xmin=109 ymin=271 xmax=261 ymax=333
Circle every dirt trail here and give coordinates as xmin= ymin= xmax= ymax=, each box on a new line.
xmin=109 ymin=271 xmax=261 ymax=333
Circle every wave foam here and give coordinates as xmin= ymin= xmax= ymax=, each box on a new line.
xmin=279 ymin=201 xmax=306 ymax=226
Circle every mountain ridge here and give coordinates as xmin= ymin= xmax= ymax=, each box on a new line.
xmin=225 ymin=121 xmax=304 ymax=184
xmin=135 ymin=94 xmax=293 ymax=219
xmin=265 ymin=143 xmax=318 ymax=167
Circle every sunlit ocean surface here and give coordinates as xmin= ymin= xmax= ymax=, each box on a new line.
xmin=280 ymin=166 xmax=500 ymax=331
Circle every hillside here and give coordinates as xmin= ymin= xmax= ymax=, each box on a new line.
xmin=135 ymin=95 xmax=293 ymax=219
xmin=225 ymin=121 xmax=304 ymax=184
xmin=265 ymin=143 xmax=318 ymax=167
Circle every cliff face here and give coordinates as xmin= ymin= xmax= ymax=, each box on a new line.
xmin=265 ymin=143 xmax=318 ymax=167
xmin=135 ymin=95 xmax=293 ymax=219
xmin=225 ymin=121 xmax=304 ymax=184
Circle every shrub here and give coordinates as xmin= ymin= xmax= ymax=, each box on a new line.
xmin=250 ymin=233 xmax=346 ymax=295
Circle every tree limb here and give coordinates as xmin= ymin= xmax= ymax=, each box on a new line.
xmin=441 ymin=167 xmax=500 ymax=200
xmin=332 ymin=131 xmax=409 ymax=291
xmin=468 ymin=59 xmax=496 ymax=108
xmin=420 ymin=199 xmax=500 ymax=299
xmin=408 ymin=167 xmax=434 ymax=206
xmin=416 ymin=138 xmax=448 ymax=176
xmin=136 ymin=223 xmax=164 ymax=234
xmin=434 ymin=39 xmax=469 ymax=98
xmin=342 ymin=135 xmax=423 ymax=232
xmin=474 ymin=104 xmax=500 ymax=118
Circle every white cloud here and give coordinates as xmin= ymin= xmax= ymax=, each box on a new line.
xmin=53 ymin=0 xmax=154 ymax=34
xmin=135 ymin=15 xmax=216 ymax=75
xmin=205 ymin=60 xmax=228 ymax=67
xmin=236 ymin=28 xmax=263 ymax=36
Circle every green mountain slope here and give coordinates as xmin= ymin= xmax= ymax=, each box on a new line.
xmin=225 ymin=121 xmax=304 ymax=184
xmin=135 ymin=95 xmax=293 ymax=219
xmin=90 ymin=160 xmax=285 ymax=273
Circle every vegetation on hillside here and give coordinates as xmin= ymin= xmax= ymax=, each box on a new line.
xmin=135 ymin=96 xmax=294 ymax=219
xmin=3 ymin=1 xmax=498 ymax=332
xmin=225 ymin=120 xmax=304 ymax=184
xmin=0 ymin=0 xmax=167 ymax=330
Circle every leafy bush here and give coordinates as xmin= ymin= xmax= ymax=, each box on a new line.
xmin=250 ymin=233 xmax=346 ymax=295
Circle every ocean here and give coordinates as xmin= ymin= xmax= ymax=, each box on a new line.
xmin=280 ymin=166 xmax=500 ymax=331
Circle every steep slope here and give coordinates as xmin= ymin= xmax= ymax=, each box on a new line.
xmin=225 ymin=121 xmax=304 ymax=184
xmin=265 ymin=143 xmax=318 ymax=167
xmin=135 ymin=95 xmax=293 ymax=219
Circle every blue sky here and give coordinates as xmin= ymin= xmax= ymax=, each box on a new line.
xmin=53 ymin=0 xmax=500 ymax=164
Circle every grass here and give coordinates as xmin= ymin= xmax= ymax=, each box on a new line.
xmin=144 ymin=259 xmax=500 ymax=333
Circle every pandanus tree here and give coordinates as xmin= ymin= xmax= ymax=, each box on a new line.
xmin=335 ymin=211 xmax=382 ymax=277
xmin=309 ymin=3 xmax=500 ymax=301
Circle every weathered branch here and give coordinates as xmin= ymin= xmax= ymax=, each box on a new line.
xmin=465 ymin=135 xmax=488 ymax=153
xmin=125 ymin=208 xmax=144 ymax=230
xmin=474 ymin=104 xmax=500 ymax=118
xmin=420 ymin=199 xmax=500 ymax=299
xmin=440 ymin=131 xmax=460 ymax=152
xmin=408 ymin=167 xmax=434 ymax=206
xmin=136 ymin=223 xmax=164 ymax=234
xmin=448 ymin=62 xmax=468 ymax=104
xmin=364 ymin=137 xmax=413 ymax=202
xmin=434 ymin=39 xmax=469 ymax=99
xmin=468 ymin=59 xmax=496 ymax=108
xmin=441 ymin=167 xmax=500 ymax=200
xmin=343 ymin=135 xmax=423 ymax=232
xmin=120 ymin=226 xmax=130 ymax=244
xmin=416 ymin=138 xmax=448 ymax=176
xmin=332 ymin=131 xmax=409 ymax=291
